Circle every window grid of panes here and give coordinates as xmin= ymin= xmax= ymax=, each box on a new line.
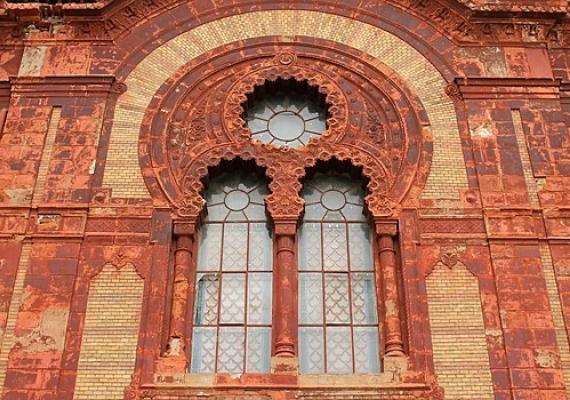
xmin=298 ymin=173 xmax=381 ymax=374
xmin=190 ymin=172 xmax=273 ymax=374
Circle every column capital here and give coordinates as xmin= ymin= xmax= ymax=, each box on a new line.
xmin=374 ymin=221 xmax=398 ymax=236
xmin=173 ymin=221 xmax=196 ymax=237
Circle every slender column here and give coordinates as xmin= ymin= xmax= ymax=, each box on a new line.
xmin=376 ymin=222 xmax=405 ymax=357
xmin=167 ymin=222 xmax=195 ymax=358
xmin=273 ymin=221 xmax=298 ymax=364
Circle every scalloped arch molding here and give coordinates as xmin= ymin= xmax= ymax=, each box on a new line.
xmin=103 ymin=10 xmax=467 ymax=199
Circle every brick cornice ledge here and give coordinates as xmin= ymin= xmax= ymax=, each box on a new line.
xmin=8 ymin=75 xmax=119 ymax=96
xmin=454 ymin=77 xmax=562 ymax=100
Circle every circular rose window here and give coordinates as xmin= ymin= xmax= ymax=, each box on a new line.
xmin=244 ymin=79 xmax=329 ymax=148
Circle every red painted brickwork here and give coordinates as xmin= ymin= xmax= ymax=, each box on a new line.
xmin=0 ymin=1 xmax=569 ymax=399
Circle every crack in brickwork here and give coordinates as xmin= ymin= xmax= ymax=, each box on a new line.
xmin=103 ymin=10 xmax=468 ymax=200
xmin=73 ymin=263 xmax=144 ymax=400
xmin=426 ymin=262 xmax=494 ymax=400
xmin=0 ymin=242 xmax=31 ymax=394
xmin=31 ymin=107 xmax=61 ymax=206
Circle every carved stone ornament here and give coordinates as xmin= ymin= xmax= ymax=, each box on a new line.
xmin=440 ymin=245 xmax=466 ymax=268
xmin=139 ymin=41 xmax=430 ymax=223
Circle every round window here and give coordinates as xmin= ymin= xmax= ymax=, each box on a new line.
xmin=244 ymin=79 xmax=329 ymax=148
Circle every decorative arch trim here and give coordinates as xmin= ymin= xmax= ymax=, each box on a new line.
xmin=102 ymin=10 xmax=468 ymax=200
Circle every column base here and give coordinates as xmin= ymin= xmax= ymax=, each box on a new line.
xmin=271 ymin=355 xmax=299 ymax=375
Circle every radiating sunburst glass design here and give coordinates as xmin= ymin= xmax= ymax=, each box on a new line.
xmin=190 ymin=171 xmax=273 ymax=374
xmin=245 ymin=79 xmax=328 ymax=149
xmin=298 ymin=172 xmax=380 ymax=374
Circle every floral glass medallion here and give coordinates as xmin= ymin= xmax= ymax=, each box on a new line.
xmin=244 ymin=79 xmax=328 ymax=149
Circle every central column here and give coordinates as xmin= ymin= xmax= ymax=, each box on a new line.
xmin=272 ymin=219 xmax=299 ymax=373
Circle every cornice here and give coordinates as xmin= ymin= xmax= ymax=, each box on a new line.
xmin=0 ymin=0 xmax=568 ymax=45
xmin=8 ymin=75 xmax=118 ymax=95
xmin=454 ymin=77 xmax=562 ymax=100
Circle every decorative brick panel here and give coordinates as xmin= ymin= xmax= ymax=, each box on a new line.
xmin=426 ymin=262 xmax=494 ymax=400
xmin=73 ymin=263 xmax=144 ymax=400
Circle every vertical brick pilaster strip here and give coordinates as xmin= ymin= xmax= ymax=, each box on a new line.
xmin=0 ymin=108 xmax=7 ymax=138
xmin=376 ymin=222 xmax=405 ymax=357
xmin=512 ymin=109 xmax=539 ymax=208
xmin=273 ymin=221 xmax=298 ymax=360
xmin=168 ymin=222 xmax=195 ymax=361
xmin=31 ymin=106 xmax=61 ymax=206
xmin=0 ymin=242 xmax=31 ymax=393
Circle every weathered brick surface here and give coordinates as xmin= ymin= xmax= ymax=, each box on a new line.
xmin=0 ymin=1 xmax=569 ymax=399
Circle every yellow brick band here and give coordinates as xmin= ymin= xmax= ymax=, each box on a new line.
xmin=73 ymin=264 xmax=144 ymax=400
xmin=103 ymin=10 xmax=468 ymax=199
xmin=0 ymin=242 xmax=31 ymax=393
xmin=426 ymin=263 xmax=494 ymax=400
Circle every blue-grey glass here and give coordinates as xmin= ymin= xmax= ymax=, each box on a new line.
xmin=247 ymin=273 xmax=272 ymax=325
xmin=218 ymin=327 xmax=245 ymax=373
xmin=299 ymin=223 xmax=321 ymax=270
xmin=348 ymin=224 xmax=373 ymax=270
xmin=326 ymin=326 xmax=353 ymax=374
xmin=246 ymin=89 xmax=327 ymax=148
xmin=353 ymin=327 xmax=380 ymax=373
xmin=190 ymin=327 xmax=216 ymax=373
xmin=197 ymin=224 xmax=222 ymax=271
xmin=194 ymin=273 xmax=219 ymax=325
xmin=246 ymin=327 xmax=271 ymax=373
xmin=299 ymin=273 xmax=323 ymax=324
xmin=299 ymin=327 xmax=324 ymax=374
xmin=219 ymin=273 xmax=246 ymax=324
xmin=248 ymin=223 xmax=272 ymax=271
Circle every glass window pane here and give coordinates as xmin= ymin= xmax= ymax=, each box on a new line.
xmin=219 ymin=274 xmax=245 ymax=324
xmin=299 ymin=327 xmax=324 ymax=374
xmin=326 ymin=326 xmax=353 ymax=374
xmin=348 ymin=223 xmax=373 ymax=271
xmin=354 ymin=327 xmax=380 ymax=373
xmin=351 ymin=273 xmax=378 ymax=325
xmin=247 ymin=273 xmax=272 ymax=325
xmin=197 ymin=224 xmax=222 ymax=271
xmin=299 ymin=273 xmax=323 ymax=325
xmin=323 ymin=223 xmax=348 ymax=271
xmin=324 ymin=273 xmax=350 ymax=324
xmin=222 ymin=223 xmax=248 ymax=270
xmin=248 ymin=223 xmax=272 ymax=271
xmin=190 ymin=327 xmax=217 ymax=373
xmin=218 ymin=327 xmax=245 ymax=374
xmin=299 ymin=223 xmax=321 ymax=271
xmin=194 ymin=273 xmax=220 ymax=325
xmin=246 ymin=327 xmax=271 ymax=373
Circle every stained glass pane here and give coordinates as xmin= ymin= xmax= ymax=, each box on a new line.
xmin=326 ymin=326 xmax=353 ymax=374
xmin=194 ymin=273 xmax=219 ymax=325
xmin=197 ymin=224 xmax=222 ymax=271
xmin=351 ymin=273 xmax=378 ymax=324
xmin=324 ymin=273 xmax=350 ymax=324
xmin=354 ymin=327 xmax=380 ymax=373
xmin=348 ymin=223 xmax=373 ymax=271
xmin=218 ymin=327 xmax=245 ymax=374
xmin=247 ymin=273 xmax=272 ymax=325
xmin=299 ymin=327 xmax=324 ymax=374
xmin=299 ymin=223 xmax=321 ymax=270
xmin=246 ymin=327 xmax=271 ymax=373
xmin=190 ymin=327 xmax=217 ymax=373
xmin=299 ymin=273 xmax=323 ymax=325
xmin=323 ymin=223 xmax=348 ymax=271
xmin=219 ymin=273 xmax=245 ymax=324
xmin=222 ymin=223 xmax=248 ymax=270
xmin=248 ymin=223 xmax=272 ymax=271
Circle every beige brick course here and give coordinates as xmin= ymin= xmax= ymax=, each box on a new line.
xmin=103 ymin=10 xmax=468 ymax=199
xmin=426 ymin=262 xmax=494 ymax=400
xmin=73 ymin=264 xmax=144 ymax=400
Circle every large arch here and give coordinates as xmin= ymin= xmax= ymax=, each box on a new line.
xmin=101 ymin=10 xmax=468 ymax=200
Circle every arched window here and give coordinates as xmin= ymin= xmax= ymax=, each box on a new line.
xmin=298 ymin=171 xmax=380 ymax=374
xmin=190 ymin=171 xmax=273 ymax=374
